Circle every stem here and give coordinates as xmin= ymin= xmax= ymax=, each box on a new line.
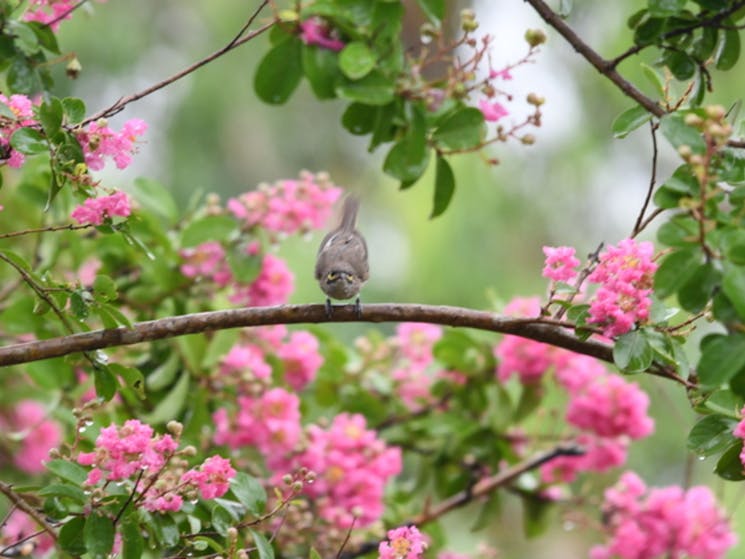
xmin=0 ymin=481 xmax=58 ymax=541
xmin=632 ymin=121 xmax=660 ymax=237
xmin=0 ymin=223 xmax=94 ymax=240
xmin=84 ymin=1 xmax=273 ymax=123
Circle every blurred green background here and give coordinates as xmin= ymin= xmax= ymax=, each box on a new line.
xmin=49 ymin=0 xmax=745 ymax=557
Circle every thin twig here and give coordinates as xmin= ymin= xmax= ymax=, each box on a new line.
xmin=632 ymin=121 xmax=660 ymax=237
xmin=84 ymin=1 xmax=273 ymax=124
xmin=0 ymin=223 xmax=94 ymax=240
xmin=0 ymin=481 xmax=58 ymax=541
xmin=43 ymin=0 xmax=88 ymax=29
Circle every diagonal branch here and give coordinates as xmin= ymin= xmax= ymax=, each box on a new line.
xmin=0 ymin=303 xmax=694 ymax=387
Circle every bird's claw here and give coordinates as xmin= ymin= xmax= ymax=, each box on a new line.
xmin=325 ymin=298 xmax=333 ymax=318
xmin=354 ymin=297 xmax=362 ymax=319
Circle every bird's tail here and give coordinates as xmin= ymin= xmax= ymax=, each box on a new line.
xmin=339 ymin=195 xmax=360 ymax=232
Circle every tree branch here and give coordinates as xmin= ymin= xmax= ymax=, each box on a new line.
xmin=0 ymin=481 xmax=58 ymax=541
xmin=523 ymin=0 xmax=664 ymax=117
xmin=0 ymin=303 xmax=694 ymax=387
xmin=84 ymin=1 xmax=273 ymax=123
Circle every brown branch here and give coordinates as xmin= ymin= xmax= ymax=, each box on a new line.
xmin=632 ymin=121 xmax=660 ymax=237
xmin=84 ymin=1 xmax=273 ymax=123
xmin=0 ymin=303 xmax=694 ymax=387
xmin=523 ymin=0 xmax=664 ymax=117
xmin=411 ymin=443 xmax=584 ymax=524
xmin=0 ymin=223 xmax=94 ymax=240
xmin=0 ymin=481 xmax=58 ymax=541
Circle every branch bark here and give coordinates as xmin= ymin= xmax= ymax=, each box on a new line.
xmin=0 ymin=303 xmax=611 ymax=366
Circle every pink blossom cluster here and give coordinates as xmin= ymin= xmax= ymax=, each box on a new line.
xmin=216 ymin=326 xmax=323 ymax=392
xmin=0 ymin=510 xmax=55 ymax=557
xmin=590 ymin=471 xmax=736 ymax=559
xmin=180 ymin=241 xmax=232 ymax=287
xmin=731 ymin=412 xmax=745 ymax=467
xmin=229 ymin=253 xmax=295 ymax=307
xmin=299 ymin=17 xmax=345 ymax=51
xmin=542 ymin=245 xmax=580 ymax=283
xmin=282 ymin=413 xmax=403 ymax=528
xmin=226 ymin=171 xmax=342 ymax=236
xmin=24 ymin=0 xmax=107 ymax=31
xmin=378 ymin=525 xmax=428 ymax=559
xmin=492 ymin=297 xmax=654 ymax=483
xmin=76 ymin=419 xmax=235 ymax=513
xmin=0 ymin=400 xmax=62 ymax=474
xmin=0 ymin=94 xmax=36 ymax=168
xmin=478 ymin=99 xmax=509 ymax=122
xmin=587 ymin=239 xmax=657 ymax=338
xmin=390 ymin=323 xmax=444 ymax=409
xmin=70 ymin=191 xmax=131 ymax=225
xmin=213 ymin=388 xmax=302 ymax=466
xmin=77 ymin=118 xmax=147 ymax=171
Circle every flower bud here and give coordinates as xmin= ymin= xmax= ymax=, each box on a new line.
xmin=527 ymin=92 xmax=545 ymax=106
xmin=705 ymin=104 xmax=726 ymax=120
xmin=521 ymin=134 xmax=536 ymax=145
xmin=166 ymin=420 xmax=183 ymax=437
xmin=525 ymin=29 xmax=547 ymax=47
xmin=677 ymin=145 xmax=692 ymax=160
xmin=66 ymin=56 xmax=82 ymax=79
xmin=278 ymin=9 xmax=298 ymax=22
xmin=684 ymin=113 xmax=703 ymax=128
xmin=460 ymin=9 xmax=478 ymax=32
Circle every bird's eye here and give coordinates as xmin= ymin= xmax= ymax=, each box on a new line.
xmin=344 ymin=273 xmax=355 ymax=283
xmin=327 ymin=272 xmax=337 ymax=281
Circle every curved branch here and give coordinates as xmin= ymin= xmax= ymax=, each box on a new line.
xmin=0 ymin=303 xmax=694 ymax=387
xmin=84 ymin=1 xmax=273 ymax=123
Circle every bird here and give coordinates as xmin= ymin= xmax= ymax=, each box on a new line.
xmin=315 ymin=195 xmax=369 ymax=317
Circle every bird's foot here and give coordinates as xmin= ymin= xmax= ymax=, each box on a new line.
xmin=354 ymin=297 xmax=362 ymax=319
xmin=325 ymin=298 xmax=333 ymax=318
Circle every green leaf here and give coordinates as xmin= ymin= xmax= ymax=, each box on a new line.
xmin=93 ymin=274 xmax=117 ymax=302
xmin=27 ymin=21 xmax=59 ymax=53
xmin=613 ymin=330 xmax=654 ymax=372
xmin=641 ymin=62 xmax=666 ymax=97
xmin=250 ymin=529 xmax=275 ymax=559
xmin=432 ymin=107 xmax=485 ymax=151
xmin=10 ymin=126 xmax=48 ymax=155
xmin=302 ymin=45 xmax=340 ymax=99
xmin=687 ymin=414 xmax=737 ymax=457
xmin=716 ymin=25 xmax=741 ymax=71
xmin=677 ymin=262 xmax=720 ymax=312
xmin=693 ymin=27 xmax=718 ymax=61
xmin=84 ymin=512 xmax=115 ymax=559
xmin=146 ymin=351 xmax=181 ymax=391
xmin=39 ymin=97 xmax=63 ymax=139
xmin=653 ymin=248 xmax=700 ymax=299
xmin=230 ymin=472 xmax=267 ymax=515
xmin=648 ymin=0 xmax=686 ymax=16
xmin=612 ymin=105 xmax=651 ymax=138
xmin=662 ymin=50 xmax=696 ymax=81
xmin=513 ymin=383 xmax=544 ymax=422
xmin=131 ymin=177 xmax=179 ymax=224
xmin=698 ymin=333 xmax=745 ymax=386
xmin=62 ymin=97 xmax=86 ymax=124
xmin=9 ymin=21 xmax=40 ymax=55
xmin=109 ymin=363 xmax=146 ymax=399
xmin=227 ymin=244 xmax=262 ymax=283
xmin=382 ymin=137 xmax=430 ymax=184
xmin=38 ymin=483 xmax=87 ymax=504
xmin=522 ymin=494 xmax=554 ymax=538
xmin=634 ymin=16 xmax=665 ymax=45
xmin=661 ymin=165 xmax=699 ymax=194
xmin=660 ymin=112 xmax=706 ymax=154
xmin=121 ymin=514 xmax=145 ymax=559
xmin=431 ymin=156 xmax=455 ymax=218
xmin=27 ymin=357 xmax=73 ymax=390
xmin=335 ymin=71 xmax=395 ymax=106
xmin=58 ymin=516 xmax=87 ymax=555
xmin=339 ymin=41 xmax=376 ymax=80
xmin=416 ymin=0 xmax=445 ymax=22
xmin=722 ymin=266 xmax=745 ymax=320
xmin=180 ymin=215 xmax=237 ymax=247
xmin=94 ymin=365 xmax=119 ymax=401
xmin=211 ymin=505 xmax=233 ymax=536
xmin=342 ymin=102 xmax=377 ymax=135
xmin=7 ymin=56 xmax=42 ymax=94
xmin=46 ymin=459 xmax=89 ymax=485
xmin=714 ymin=440 xmax=745 ymax=480
xmin=310 ymin=548 xmax=323 ymax=559
xmin=254 ymin=37 xmax=303 ymax=105
xmin=142 ymin=371 xmax=190 ymax=424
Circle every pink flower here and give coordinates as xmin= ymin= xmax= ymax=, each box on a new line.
xmin=542 ymin=245 xmax=580 ymax=282
xmin=24 ymin=0 xmax=107 ymax=31
xmin=70 ymin=191 xmax=131 ymax=225
xmin=395 ymin=323 xmax=442 ymax=369
xmin=182 ymin=455 xmax=236 ymax=500
xmin=591 ymin=471 xmax=737 ymax=559
xmin=230 ymin=253 xmax=294 ymax=307
xmin=276 ymin=331 xmax=323 ymax=390
xmin=0 ymin=94 xmax=37 ymax=169
xmin=489 ymin=68 xmax=513 ymax=80
xmin=180 ymin=241 xmax=233 ymax=286
xmin=540 ymin=434 xmax=628 ymax=483
xmin=220 ymin=343 xmax=272 ymax=381
xmin=0 ymin=510 xmax=55 ymax=556
xmin=566 ymin=374 xmax=654 ymax=439
xmin=378 ymin=526 xmax=428 ymax=559
xmin=227 ymin=171 xmax=342 ymax=237
xmin=299 ymin=17 xmax=345 ymax=51
xmin=76 ymin=117 xmax=147 ymax=171
xmin=0 ymin=400 xmax=61 ymax=474
xmin=587 ymin=239 xmax=657 ymax=338
xmin=478 ymin=98 xmax=509 ymax=122
xmin=553 ymin=353 xmax=606 ymax=394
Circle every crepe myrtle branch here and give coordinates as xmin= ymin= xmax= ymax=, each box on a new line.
xmin=0 ymin=481 xmax=58 ymax=542
xmin=0 ymin=303 xmax=694 ymax=387
xmin=523 ymin=0 xmax=745 ymax=149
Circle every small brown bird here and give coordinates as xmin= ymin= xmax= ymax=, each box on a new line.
xmin=315 ymin=195 xmax=369 ymax=316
